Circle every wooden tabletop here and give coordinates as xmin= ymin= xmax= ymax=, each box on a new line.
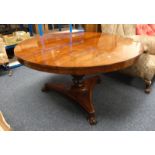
xmin=14 ymin=32 xmax=143 ymax=75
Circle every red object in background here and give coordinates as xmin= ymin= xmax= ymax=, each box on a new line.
xmin=136 ymin=24 xmax=155 ymax=35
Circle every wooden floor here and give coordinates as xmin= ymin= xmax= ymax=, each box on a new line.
xmin=0 ymin=111 xmax=12 ymax=131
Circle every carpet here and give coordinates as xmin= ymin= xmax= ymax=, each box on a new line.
xmin=0 ymin=66 xmax=155 ymax=131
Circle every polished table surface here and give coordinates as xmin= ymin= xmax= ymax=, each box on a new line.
xmin=15 ymin=32 xmax=143 ymax=75
xmin=14 ymin=32 xmax=143 ymax=125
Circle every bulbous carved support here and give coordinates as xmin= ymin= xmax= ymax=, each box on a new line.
xmin=72 ymin=75 xmax=85 ymax=88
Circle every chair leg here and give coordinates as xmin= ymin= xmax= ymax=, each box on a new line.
xmin=6 ymin=65 xmax=13 ymax=76
xmin=144 ymin=79 xmax=152 ymax=94
xmin=8 ymin=69 xmax=13 ymax=76
xmin=1 ymin=64 xmax=13 ymax=76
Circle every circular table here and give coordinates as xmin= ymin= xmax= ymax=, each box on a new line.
xmin=15 ymin=32 xmax=143 ymax=125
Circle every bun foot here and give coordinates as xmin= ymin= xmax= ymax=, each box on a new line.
xmin=145 ymin=88 xmax=151 ymax=94
xmin=144 ymin=79 xmax=151 ymax=94
xmin=87 ymin=113 xmax=97 ymax=125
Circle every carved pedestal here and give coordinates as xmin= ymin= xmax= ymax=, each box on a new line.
xmin=42 ymin=75 xmax=101 ymax=125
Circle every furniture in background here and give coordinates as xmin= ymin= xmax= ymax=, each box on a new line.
xmin=83 ymin=24 xmax=101 ymax=32
xmin=31 ymin=24 xmax=85 ymax=36
xmin=101 ymin=24 xmax=155 ymax=93
xmin=32 ymin=24 xmax=75 ymax=35
xmin=55 ymin=24 xmax=74 ymax=32
xmin=15 ymin=32 xmax=143 ymax=125
xmin=0 ymin=24 xmax=29 ymax=35
xmin=0 ymin=31 xmax=31 ymax=71
xmin=32 ymin=24 xmax=49 ymax=34
xmin=0 ymin=38 xmax=12 ymax=76
xmin=3 ymin=31 xmax=31 ymax=46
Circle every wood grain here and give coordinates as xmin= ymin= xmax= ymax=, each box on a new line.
xmin=14 ymin=32 xmax=143 ymax=75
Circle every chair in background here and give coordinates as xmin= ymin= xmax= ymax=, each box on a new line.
xmin=0 ymin=38 xmax=12 ymax=76
xmin=101 ymin=24 xmax=155 ymax=93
